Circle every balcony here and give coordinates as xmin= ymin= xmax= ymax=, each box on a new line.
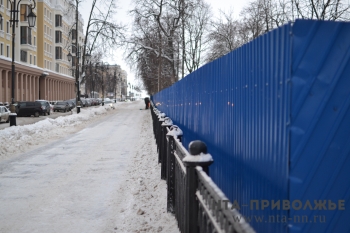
xmin=21 ymin=43 xmax=36 ymax=51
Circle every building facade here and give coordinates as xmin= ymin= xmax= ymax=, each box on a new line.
xmin=0 ymin=0 xmax=84 ymax=102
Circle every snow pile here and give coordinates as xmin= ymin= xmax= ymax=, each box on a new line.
xmin=166 ymin=125 xmax=183 ymax=139
xmin=113 ymin=108 xmax=180 ymax=233
xmin=183 ymin=153 xmax=213 ymax=162
xmin=0 ymin=105 xmax=115 ymax=160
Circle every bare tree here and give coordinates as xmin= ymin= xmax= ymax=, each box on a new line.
xmin=291 ymin=0 xmax=350 ymax=20
xmin=126 ymin=0 xmax=184 ymax=94
xmin=239 ymin=1 xmax=267 ymax=41
xmin=206 ymin=10 xmax=243 ymax=62
xmin=65 ymin=0 xmax=126 ymax=91
xmin=183 ymin=0 xmax=211 ymax=73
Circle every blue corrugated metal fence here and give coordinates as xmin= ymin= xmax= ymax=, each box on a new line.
xmin=152 ymin=19 xmax=350 ymax=233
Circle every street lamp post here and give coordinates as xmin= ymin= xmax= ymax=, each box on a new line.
xmin=67 ymin=46 xmax=90 ymax=113
xmin=74 ymin=1 xmax=79 ymax=113
xmin=66 ymin=0 xmax=90 ymax=114
xmin=0 ymin=1 xmax=37 ymax=126
xmin=114 ymin=70 xmax=117 ymax=103
xmin=118 ymin=73 xmax=122 ymax=101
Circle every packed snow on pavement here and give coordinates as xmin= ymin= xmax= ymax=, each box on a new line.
xmin=0 ymin=101 xmax=180 ymax=233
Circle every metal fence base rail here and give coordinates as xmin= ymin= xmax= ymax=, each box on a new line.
xmin=151 ymin=103 xmax=256 ymax=233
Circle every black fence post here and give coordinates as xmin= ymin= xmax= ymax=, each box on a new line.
xmin=157 ymin=112 xmax=166 ymax=163
xmin=183 ymin=140 xmax=213 ymax=233
xmin=161 ymin=117 xmax=173 ymax=180
xmin=166 ymin=125 xmax=183 ymax=214
xmin=150 ymin=103 xmax=157 ymax=139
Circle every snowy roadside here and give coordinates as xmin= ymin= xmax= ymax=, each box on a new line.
xmin=110 ymin=108 xmax=180 ymax=233
xmin=0 ymin=104 xmax=117 ymax=161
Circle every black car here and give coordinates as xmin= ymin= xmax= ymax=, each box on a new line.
xmin=65 ymin=100 xmax=75 ymax=110
xmin=53 ymin=101 xmax=70 ymax=112
xmin=35 ymin=100 xmax=51 ymax=115
xmin=17 ymin=101 xmax=43 ymax=117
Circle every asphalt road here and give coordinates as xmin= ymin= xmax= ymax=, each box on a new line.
xmin=0 ymin=109 xmax=77 ymax=130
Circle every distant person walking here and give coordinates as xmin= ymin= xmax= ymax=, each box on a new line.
xmin=144 ymin=97 xmax=150 ymax=109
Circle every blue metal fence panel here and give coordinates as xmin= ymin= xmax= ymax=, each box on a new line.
xmin=152 ymin=20 xmax=350 ymax=233
xmin=154 ymin=23 xmax=292 ymax=232
xmin=289 ymin=20 xmax=350 ymax=233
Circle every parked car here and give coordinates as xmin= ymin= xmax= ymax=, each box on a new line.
xmin=0 ymin=106 xmax=10 ymax=123
xmin=4 ymin=102 xmax=10 ymax=108
xmin=85 ymin=99 xmax=92 ymax=107
xmin=17 ymin=101 xmax=43 ymax=117
xmin=53 ymin=101 xmax=70 ymax=112
xmin=80 ymin=99 xmax=87 ymax=107
xmin=88 ymin=98 xmax=98 ymax=106
xmin=103 ymin=99 xmax=115 ymax=109
xmin=65 ymin=100 xmax=75 ymax=111
xmin=35 ymin=100 xmax=51 ymax=115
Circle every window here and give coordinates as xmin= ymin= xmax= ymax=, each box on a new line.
xmin=72 ymin=44 xmax=77 ymax=53
xmin=55 ymin=15 xmax=62 ymax=27
xmin=6 ymin=45 xmax=9 ymax=57
xmin=55 ymin=47 xmax=62 ymax=59
xmin=20 ymin=26 xmax=32 ymax=44
xmin=20 ymin=4 xmax=30 ymax=22
xmin=0 ymin=43 xmax=3 ymax=55
xmin=55 ymin=31 xmax=62 ymax=43
xmin=30 ymin=54 xmax=32 ymax=64
xmin=7 ymin=21 xmax=9 ymax=33
xmin=56 ymin=63 xmax=59 ymax=72
xmin=34 ymin=56 xmax=36 ymax=65
xmin=34 ymin=36 xmax=36 ymax=46
xmin=0 ymin=19 xmax=3 ymax=31
xmin=20 ymin=50 xmax=27 ymax=62
xmin=71 ymin=29 xmax=76 ymax=40
xmin=72 ymin=56 xmax=77 ymax=66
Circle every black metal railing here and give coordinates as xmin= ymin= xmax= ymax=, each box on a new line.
xmin=150 ymin=101 xmax=255 ymax=233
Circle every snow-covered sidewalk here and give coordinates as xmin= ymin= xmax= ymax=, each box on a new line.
xmin=0 ymin=101 xmax=180 ymax=233
xmin=112 ymin=105 xmax=180 ymax=233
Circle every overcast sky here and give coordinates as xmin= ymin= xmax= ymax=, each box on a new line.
xmin=80 ymin=0 xmax=249 ymax=86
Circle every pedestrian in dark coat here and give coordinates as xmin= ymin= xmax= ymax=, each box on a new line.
xmin=144 ymin=97 xmax=150 ymax=109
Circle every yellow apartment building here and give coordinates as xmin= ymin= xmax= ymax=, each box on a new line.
xmin=0 ymin=0 xmax=85 ymax=103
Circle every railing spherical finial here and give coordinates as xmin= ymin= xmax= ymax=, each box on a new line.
xmin=188 ymin=140 xmax=207 ymax=155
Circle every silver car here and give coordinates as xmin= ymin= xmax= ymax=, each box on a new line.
xmin=0 ymin=106 xmax=10 ymax=123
